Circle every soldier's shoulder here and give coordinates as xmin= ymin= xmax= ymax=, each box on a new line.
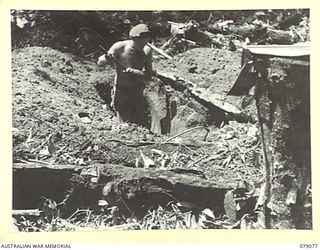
xmin=112 ymin=40 xmax=130 ymax=49
xmin=144 ymin=45 xmax=152 ymax=55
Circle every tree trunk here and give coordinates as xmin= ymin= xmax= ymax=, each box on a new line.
xmin=253 ymin=55 xmax=311 ymax=229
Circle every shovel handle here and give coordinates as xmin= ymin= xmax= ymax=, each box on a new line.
xmin=147 ymin=43 xmax=173 ymax=60
xmin=107 ymin=54 xmax=126 ymax=70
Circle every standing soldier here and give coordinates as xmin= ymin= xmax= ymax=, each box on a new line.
xmin=97 ymin=24 xmax=153 ymax=127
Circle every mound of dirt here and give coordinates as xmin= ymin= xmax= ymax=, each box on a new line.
xmin=156 ymin=47 xmax=242 ymax=94
xmin=12 ymin=47 xmax=156 ymax=165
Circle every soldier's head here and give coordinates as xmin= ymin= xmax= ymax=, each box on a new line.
xmin=129 ymin=24 xmax=150 ymax=47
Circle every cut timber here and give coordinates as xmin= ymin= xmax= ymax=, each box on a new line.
xmin=13 ymin=163 xmax=240 ymax=218
xmin=156 ymin=71 xmax=241 ymax=114
xmin=13 ymin=163 xmax=235 ymax=189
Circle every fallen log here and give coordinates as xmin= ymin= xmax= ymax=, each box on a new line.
xmin=13 ymin=163 xmax=240 ymax=218
xmin=13 ymin=162 xmax=235 ymax=190
xmin=265 ymin=28 xmax=299 ymax=44
xmin=155 ymin=71 xmax=241 ymax=114
xmin=208 ymin=23 xmax=257 ymax=36
xmin=167 ymin=20 xmax=301 ymax=49
xmin=207 ymin=23 xmax=299 ymax=44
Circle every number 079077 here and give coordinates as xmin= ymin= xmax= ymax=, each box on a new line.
xmin=300 ymin=244 xmax=318 ymax=248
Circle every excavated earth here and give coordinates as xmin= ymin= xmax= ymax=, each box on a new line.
xmin=12 ymin=46 xmax=263 ymax=229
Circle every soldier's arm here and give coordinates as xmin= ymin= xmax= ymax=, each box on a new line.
xmin=97 ymin=42 xmax=123 ymax=66
xmin=107 ymin=41 xmax=124 ymax=58
xmin=143 ymin=46 xmax=153 ymax=81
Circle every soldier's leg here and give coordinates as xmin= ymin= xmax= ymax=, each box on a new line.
xmin=132 ymin=94 xmax=147 ymax=127
xmin=114 ymin=91 xmax=133 ymax=123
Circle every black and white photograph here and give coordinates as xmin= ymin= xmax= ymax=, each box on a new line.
xmin=10 ymin=9 xmax=311 ymax=232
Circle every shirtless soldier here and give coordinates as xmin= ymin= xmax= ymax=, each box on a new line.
xmin=97 ymin=24 xmax=153 ymax=126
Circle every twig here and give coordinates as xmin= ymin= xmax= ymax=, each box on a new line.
xmin=179 ymin=144 xmax=198 ymax=154
xmin=256 ymin=83 xmax=271 ymax=229
xmin=161 ymin=191 xmax=180 ymax=203
xmin=105 ymin=139 xmax=156 ymax=146
xmin=207 ymin=12 xmax=213 ymax=23
xmin=100 ymin=222 xmax=141 ymax=230
xmin=202 ymin=149 xmax=228 ymax=163
xmin=181 ymin=38 xmax=197 ymax=45
xmin=187 ymin=155 xmax=209 ymax=168
xmin=203 ymin=127 xmax=210 ymax=141
xmin=66 ymin=209 xmax=90 ymax=221
xmin=235 ymin=144 xmax=250 ymax=175
xmin=85 ymin=210 xmax=92 ymax=227
xmin=30 ymin=130 xmax=57 ymax=154
xmin=18 ymin=159 xmax=52 ymax=165
xmin=84 ymin=50 xmax=100 ymax=57
xmin=105 ymin=139 xmax=202 ymax=148
xmin=162 ymin=126 xmax=209 ymax=143
xmin=119 ymin=196 xmax=134 ymax=217
xmin=55 ymin=145 xmax=68 ymax=155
